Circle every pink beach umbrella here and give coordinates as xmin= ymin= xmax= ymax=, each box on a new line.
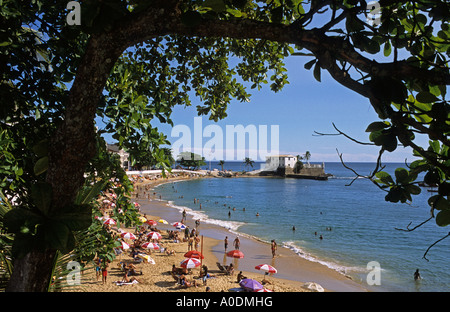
xmin=180 ymin=257 xmax=201 ymax=269
xmin=120 ymin=232 xmax=137 ymax=240
xmin=255 ymin=264 xmax=277 ymax=274
xmin=142 ymin=242 xmax=160 ymax=250
xmin=146 ymin=231 xmax=162 ymax=240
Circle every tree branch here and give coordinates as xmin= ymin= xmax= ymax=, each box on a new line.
xmin=423 ymin=232 xmax=450 ymax=261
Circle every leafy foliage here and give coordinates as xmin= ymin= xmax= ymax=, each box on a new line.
xmin=1 ymin=0 xmax=449 ymax=290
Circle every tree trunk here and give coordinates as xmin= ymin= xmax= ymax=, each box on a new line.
xmin=6 ymin=34 xmax=123 ymax=292
xmin=6 ymin=250 xmax=57 ymax=292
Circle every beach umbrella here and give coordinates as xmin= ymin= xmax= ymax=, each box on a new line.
xmin=255 ymin=264 xmax=277 ymax=274
xmin=137 ymin=254 xmax=155 ymax=264
xmin=239 ymin=279 xmax=263 ymax=292
xmin=256 ymin=288 xmax=273 ymax=292
xmin=146 ymin=231 xmax=162 ymax=240
xmin=180 ymin=257 xmax=201 ymax=269
xmin=227 ymin=249 xmax=244 ymax=259
xmin=142 ymin=242 xmax=160 ymax=250
xmin=146 ymin=220 xmax=157 ymax=226
xmin=103 ymin=218 xmax=116 ymax=225
xmin=138 ymin=216 xmax=147 ymax=223
xmin=120 ymin=232 xmax=137 ymax=240
xmin=172 ymin=222 xmax=185 ymax=228
xmin=184 ymin=250 xmax=204 ymax=259
xmin=119 ymin=241 xmax=130 ymax=250
xmin=158 ymin=219 xmax=169 ymax=225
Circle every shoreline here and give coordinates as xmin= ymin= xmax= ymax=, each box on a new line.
xmin=137 ymin=175 xmax=369 ymax=292
xmin=75 ymin=173 xmax=369 ymax=292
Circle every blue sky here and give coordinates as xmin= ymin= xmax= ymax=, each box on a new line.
xmin=150 ymin=55 xmax=429 ymax=163
xmin=102 ymin=6 xmax=431 ymax=164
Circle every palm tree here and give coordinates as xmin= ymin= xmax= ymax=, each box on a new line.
xmin=218 ymin=160 xmax=225 ymax=171
xmin=243 ymin=157 xmax=254 ymax=171
xmin=303 ymin=151 xmax=311 ymax=165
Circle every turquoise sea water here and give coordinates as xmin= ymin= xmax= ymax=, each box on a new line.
xmin=155 ymin=162 xmax=450 ymax=292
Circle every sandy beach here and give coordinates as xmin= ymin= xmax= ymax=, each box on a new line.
xmin=75 ymin=173 xmax=368 ymax=293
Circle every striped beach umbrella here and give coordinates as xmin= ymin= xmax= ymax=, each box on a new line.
xmin=119 ymin=241 xmax=130 ymax=250
xmin=146 ymin=231 xmax=162 ymax=240
xmin=172 ymin=222 xmax=186 ymax=229
xmin=256 ymin=288 xmax=273 ymax=292
xmin=103 ymin=218 xmax=116 ymax=225
xmin=158 ymin=219 xmax=169 ymax=225
xmin=146 ymin=220 xmax=157 ymax=226
xmin=142 ymin=242 xmax=160 ymax=250
xmin=120 ymin=232 xmax=137 ymax=240
xmin=180 ymin=257 xmax=201 ymax=269
xmin=255 ymin=264 xmax=277 ymax=274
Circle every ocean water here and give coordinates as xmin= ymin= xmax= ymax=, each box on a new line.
xmin=155 ymin=162 xmax=450 ymax=292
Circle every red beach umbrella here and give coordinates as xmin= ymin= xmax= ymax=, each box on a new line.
xmin=226 ymin=249 xmax=244 ymax=258
xmin=146 ymin=220 xmax=157 ymax=226
xmin=146 ymin=231 xmax=162 ymax=240
xmin=184 ymin=250 xmax=204 ymax=259
xmin=255 ymin=264 xmax=277 ymax=274
xmin=180 ymin=257 xmax=201 ymax=269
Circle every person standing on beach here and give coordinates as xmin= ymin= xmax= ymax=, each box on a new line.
xmin=271 ymin=240 xmax=277 ymax=258
xmin=224 ymin=236 xmax=228 ymax=252
xmin=182 ymin=209 xmax=187 ymax=223
xmin=101 ymin=262 xmax=109 ymax=285
xmin=234 ymin=236 xmax=240 ymax=250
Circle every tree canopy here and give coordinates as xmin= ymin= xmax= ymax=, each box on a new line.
xmin=0 ymin=0 xmax=449 ymax=291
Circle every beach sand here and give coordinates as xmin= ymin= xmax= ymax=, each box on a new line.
xmin=75 ymin=175 xmax=368 ymax=293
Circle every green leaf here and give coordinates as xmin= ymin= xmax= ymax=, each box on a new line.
xmin=436 ymin=210 xmax=450 ymax=227
xmin=34 ymin=156 xmax=49 ymax=176
xmin=394 ymin=168 xmax=409 ymax=184
xmin=313 ymin=63 xmax=321 ymax=82
xmin=375 ymin=171 xmax=394 ymax=185
xmin=57 ymin=204 xmax=92 ymax=231
xmin=43 ymin=222 xmax=75 ymax=253
xmin=32 ymin=139 xmax=48 ymax=158
xmin=382 ymin=132 xmax=398 ymax=152
xmin=405 ymin=184 xmax=421 ymax=195
xmin=416 ymin=91 xmax=439 ymax=103
xmin=365 ymin=121 xmax=390 ymax=132
xmin=385 ymin=187 xmax=402 ymax=203
xmin=31 ymin=182 xmax=52 ymax=216
xmin=75 ymin=179 xmax=108 ymax=205
xmin=304 ymin=59 xmax=316 ymax=70
xmin=3 ymin=208 xmax=43 ymax=234
xmin=433 ymin=196 xmax=450 ymax=211
xmin=383 ymin=40 xmax=391 ymax=57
